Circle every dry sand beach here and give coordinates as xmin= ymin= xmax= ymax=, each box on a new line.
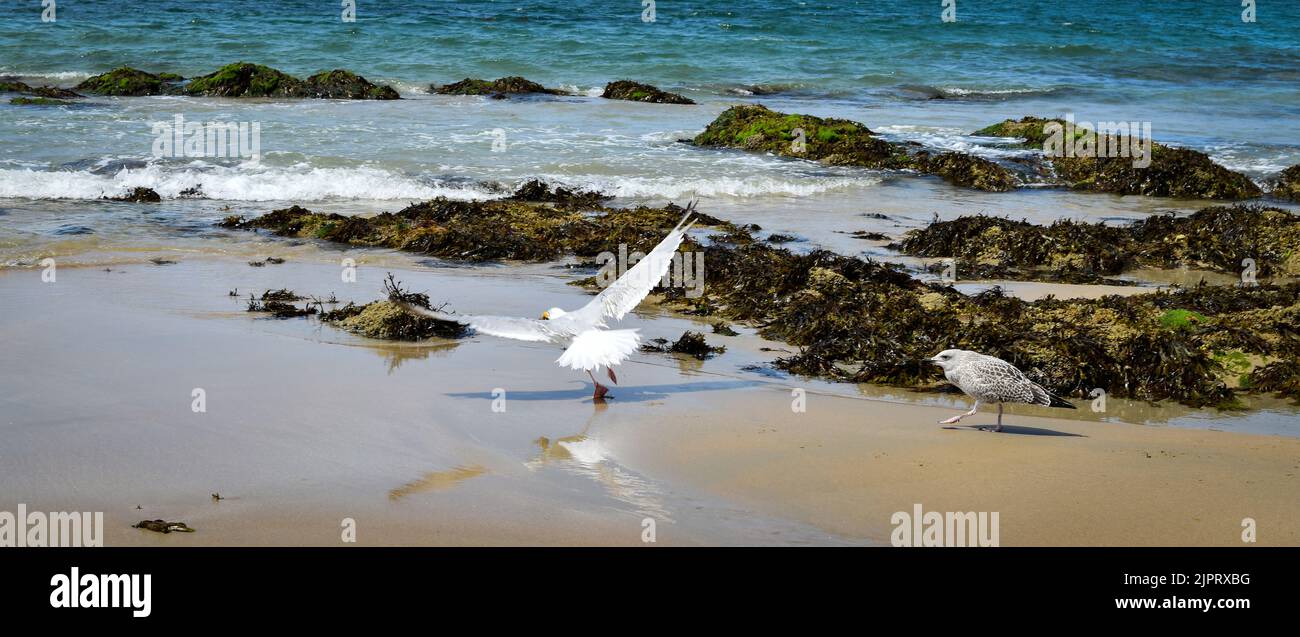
xmin=3 ymin=256 xmax=1296 ymax=547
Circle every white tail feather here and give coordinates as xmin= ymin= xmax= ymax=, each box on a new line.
xmin=557 ymin=329 xmax=641 ymax=371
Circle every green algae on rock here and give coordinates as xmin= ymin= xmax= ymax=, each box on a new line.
xmin=973 ymin=116 xmax=1262 ymax=199
xmin=893 ymin=204 xmax=1300 ymax=281
xmin=692 ymin=105 xmax=1020 ymax=192
xmin=76 ymin=67 xmax=181 ymax=96
xmin=9 ymin=96 xmax=74 ymax=106
xmin=184 ymin=62 xmax=305 ymax=97
xmin=434 ymin=76 xmax=567 ymax=96
xmin=78 ymin=63 xmax=399 ymax=99
xmin=303 ymin=69 xmax=400 ymax=99
xmin=601 ymin=80 xmax=694 ymax=104
xmin=183 ymin=63 xmax=399 ymax=99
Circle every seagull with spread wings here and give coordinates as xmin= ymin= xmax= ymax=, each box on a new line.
xmin=394 ymin=203 xmax=698 ymax=401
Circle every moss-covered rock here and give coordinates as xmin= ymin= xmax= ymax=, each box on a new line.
xmin=601 ymin=80 xmax=694 ymax=104
xmin=1269 ymin=165 xmax=1300 ymax=202
xmin=76 ymin=67 xmax=181 ymax=96
xmin=183 ymin=62 xmax=304 ymax=97
xmin=915 ymin=151 xmax=1022 ymax=192
xmin=693 ymin=105 xmax=1020 ymax=192
xmin=2 ymin=79 xmax=82 ymax=99
xmin=434 ymin=76 xmax=567 ymax=96
xmin=303 ymin=69 xmax=400 ymax=99
xmin=973 ymin=116 xmax=1080 ymax=145
xmin=9 ymin=96 xmax=73 ymax=106
xmin=974 ymin=116 xmax=1262 ymax=199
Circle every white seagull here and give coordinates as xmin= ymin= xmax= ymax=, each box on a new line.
xmin=928 ymin=349 xmax=1076 ymax=432
xmin=396 ymin=203 xmax=699 ymax=401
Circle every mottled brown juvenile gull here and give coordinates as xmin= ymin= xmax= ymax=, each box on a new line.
xmin=929 ymin=349 xmax=1075 ymax=432
xmin=395 ymin=203 xmax=698 ymax=402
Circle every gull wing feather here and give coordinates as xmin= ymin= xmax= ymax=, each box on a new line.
xmin=575 ymin=202 xmax=697 ymax=324
xmin=393 ymin=302 xmax=560 ymax=342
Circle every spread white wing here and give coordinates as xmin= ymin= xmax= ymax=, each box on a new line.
xmin=393 ymin=302 xmax=561 ymax=342
xmin=573 ymin=202 xmax=697 ymax=324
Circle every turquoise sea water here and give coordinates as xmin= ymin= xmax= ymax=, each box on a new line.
xmin=1 ymin=0 xmax=1297 ymax=205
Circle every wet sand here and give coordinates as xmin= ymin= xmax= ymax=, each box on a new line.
xmin=1 ymin=257 xmax=1297 ymax=546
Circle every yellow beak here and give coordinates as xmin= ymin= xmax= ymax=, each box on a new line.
xmin=540 ymin=311 xmax=549 ymax=320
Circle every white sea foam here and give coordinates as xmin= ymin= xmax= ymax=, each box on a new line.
xmin=557 ymin=84 xmax=604 ymax=97
xmin=0 ymin=69 xmax=93 ymax=82
xmin=874 ymin=125 xmax=1034 ymax=160
xmin=0 ymin=165 xmax=501 ymax=201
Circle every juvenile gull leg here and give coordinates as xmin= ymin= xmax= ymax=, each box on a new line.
xmin=978 ymin=403 xmax=1004 ymax=433
xmin=939 ymin=400 xmax=979 ymax=425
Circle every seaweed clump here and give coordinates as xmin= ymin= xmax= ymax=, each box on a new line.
xmin=133 ymin=520 xmax=194 ymax=534
xmin=1269 ymin=165 xmax=1300 ymax=202
xmin=106 ymin=187 xmax=162 ymax=202
xmin=434 ymin=76 xmax=567 ymax=96
xmin=1246 ymin=361 xmax=1300 ymax=402
xmin=641 ymin=331 xmax=726 ymax=359
xmin=218 ymin=184 xmax=726 ymax=262
xmin=892 ymin=204 xmax=1300 ymax=280
xmin=601 ymin=80 xmax=694 ymax=104
xmin=973 ymin=116 xmax=1262 ymax=199
xmin=319 ymin=275 xmax=466 ymax=340
xmin=639 ymin=218 xmax=1299 ymax=407
xmin=246 ymin=290 xmax=317 ymax=318
xmin=692 ymin=105 xmax=1020 ymax=192
xmin=506 ymin=179 xmax=612 ymax=207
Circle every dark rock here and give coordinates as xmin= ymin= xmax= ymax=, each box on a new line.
xmin=77 ymin=67 xmax=181 ymax=96
xmin=974 ymin=116 xmax=1262 ymax=199
xmin=183 ymin=62 xmax=304 ymax=97
xmin=692 ymin=105 xmax=1021 ymax=192
xmin=601 ymin=80 xmax=694 ymax=105
xmin=434 ymin=76 xmax=567 ymax=96
xmin=107 ymin=187 xmax=162 ymax=202
xmin=303 ymin=69 xmax=400 ymax=99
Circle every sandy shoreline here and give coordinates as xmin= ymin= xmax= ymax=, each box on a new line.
xmin=2 ymin=257 xmax=1297 ymax=546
